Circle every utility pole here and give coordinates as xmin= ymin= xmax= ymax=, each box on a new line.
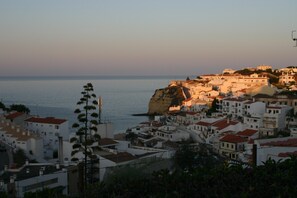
xmin=98 ymin=96 xmax=102 ymax=124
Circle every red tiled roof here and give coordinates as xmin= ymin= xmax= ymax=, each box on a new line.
xmin=104 ymin=152 xmax=136 ymax=163
xmin=267 ymin=106 xmax=282 ymax=109
xmin=220 ymin=134 xmax=246 ymax=143
xmin=212 ymin=119 xmax=238 ymax=130
xmin=237 ymin=129 xmax=258 ymax=137
xmin=25 ymin=117 xmax=67 ymax=124
xmin=186 ymin=112 xmax=197 ymax=115
xmin=99 ymin=138 xmax=118 ymax=146
xmin=196 ymin=121 xmax=212 ymax=126
xmin=278 ymin=151 xmax=297 ymax=157
xmin=5 ymin=112 xmax=24 ymax=120
xmin=261 ymin=138 xmax=297 ymax=147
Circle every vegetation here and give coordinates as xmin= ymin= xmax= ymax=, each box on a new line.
xmin=0 ymin=102 xmax=31 ymax=113
xmin=206 ymin=98 xmax=219 ymax=116
xmin=83 ymin=157 xmax=297 ymax=197
xmin=0 ymin=101 xmax=6 ymax=110
xmin=9 ymin=104 xmax=30 ymax=114
xmin=70 ymin=83 xmax=100 ymax=195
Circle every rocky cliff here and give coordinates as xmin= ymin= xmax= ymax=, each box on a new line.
xmin=148 ymin=85 xmax=186 ymax=115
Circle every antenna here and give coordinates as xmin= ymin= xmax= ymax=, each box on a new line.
xmin=292 ymin=30 xmax=297 ymax=47
xmin=98 ymin=96 xmax=102 ymax=124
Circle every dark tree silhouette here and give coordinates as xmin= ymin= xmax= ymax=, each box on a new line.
xmin=0 ymin=101 xmax=6 ymax=110
xmin=70 ymin=83 xmax=100 ymax=197
xmin=9 ymin=104 xmax=30 ymax=114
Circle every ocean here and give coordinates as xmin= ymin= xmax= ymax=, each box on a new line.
xmin=0 ymin=76 xmax=188 ymax=133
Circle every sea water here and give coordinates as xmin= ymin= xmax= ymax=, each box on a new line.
xmin=0 ymin=76 xmax=188 ymax=133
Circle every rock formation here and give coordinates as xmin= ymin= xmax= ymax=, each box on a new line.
xmin=148 ymin=86 xmax=186 ymax=115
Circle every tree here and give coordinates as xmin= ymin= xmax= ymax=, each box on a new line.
xmin=70 ymin=83 xmax=100 ymax=196
xmin=0 ymin=101 xmax=6 ymax=110
xmin=206 ymin=98 xmax=219 ymax=116
xmin=9 ymin=104 xmax=30 ymax=114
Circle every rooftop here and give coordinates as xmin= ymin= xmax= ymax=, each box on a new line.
xmin=25 ymin=117 xmax=67 ymax=125
xmin=98 ymin=138 xmax=118 ymax=146
xmin=5 ymin=112 xmax=25 ymax=120
xmin=220 ymin=134 xmax=246 ymax=143
xmin=237 ymin=129 xmax=258 ymax=137
xmin=104 ymin=152 xmax=136 ymax=163
xmin=261 ymin=138 xmax=297 ymax=147
xmin=1 ymin=164 xmax=69 ymax=183
xmin=212 ymin=119 xmax=238 ymax=130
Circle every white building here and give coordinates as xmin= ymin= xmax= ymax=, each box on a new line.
xmin=219 ymin=134 xmax=247 ymax=160
xmin=25 ymin=117 xmax=69 ymax=150
xmin=259 ymin=105 xmax=292 ymax=137
xmin=0 ymin=119 xmax=43 ymax=159
xmin=255 ymin=137 xmax=297 ymax=166
xmin=256 ymin=65 xmax=272 ymax=71
xmin=154 ymin=125 xmax=190 ymax=142
xmin=1 ymin=163 xmax=69 ymax=197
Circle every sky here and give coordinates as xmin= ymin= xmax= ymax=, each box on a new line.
xmin=0 ymin=0 xmax=296 ymax=76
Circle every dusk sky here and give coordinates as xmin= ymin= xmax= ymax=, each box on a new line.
xmin=0 ymin=0 xmax=296 ymax=76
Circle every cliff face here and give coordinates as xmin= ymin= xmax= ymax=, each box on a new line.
xmin=148 ymin=86 xmax=186 ymax=115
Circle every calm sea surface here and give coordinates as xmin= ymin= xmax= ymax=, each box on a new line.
xmin=0 ymin=76 xmax=188 ymax=133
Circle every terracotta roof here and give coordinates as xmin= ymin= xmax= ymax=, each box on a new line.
xmin=196 ymin=121 xmax=212 ymax=127
xmin=220 ymin=134 xmax=246 ymax=143
xmin=278 ymin=151 xmax=297 ymax=157
xmin=261 ymin=138 xmax=297 ymax=147
xmin=186 ymin=112 xmax=198 ymax=115
xmin=25 ymin=117 xmax=67 ymax=124
xmin=5 ymin=112 xmax=24 ymax=120
xmin=267 ymin=106 xmax=282 ymax=109
xmin=237 ymin=129 xmax=258 ymax=137
xmin=98 ymin=138 xmax=118 ymax=146
xmin=212 ymin=119 xmax=238 ymax=130
xmin=104 ymin=152 xmax=136 ymax=163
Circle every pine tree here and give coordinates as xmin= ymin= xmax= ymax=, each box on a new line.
xmin=70 ymin=83 xmax=100 ymax=196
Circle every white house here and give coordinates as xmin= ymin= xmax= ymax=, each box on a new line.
xmin=1 ymin=164 xmax=69 ymax=197
xmin=219 ymin=134 xmax=247 ymax=160
xmin=0 ymin=120 xmax=43 ymax=159
xmin=25 ymin=117 xmax=69 ymax=150
xmin=254 ymin=137 xmax=297 ymax=166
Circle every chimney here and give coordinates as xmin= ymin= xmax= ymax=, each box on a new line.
xmin=58 ymin=136 xmax=64 ymax=164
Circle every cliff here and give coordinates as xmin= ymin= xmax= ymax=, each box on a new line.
xmin=148 ymin=86 xmax=186 ymax=115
